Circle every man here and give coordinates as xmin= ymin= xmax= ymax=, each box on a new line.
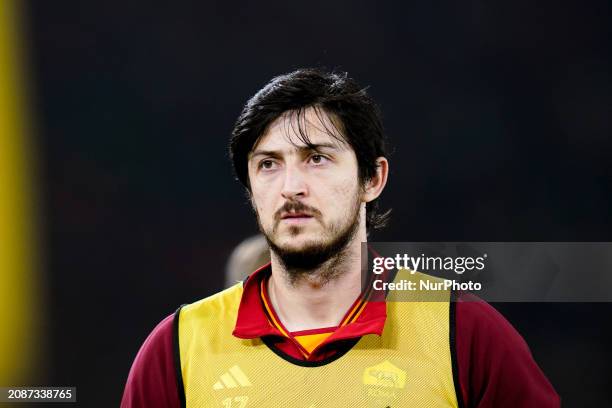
xmin=121 ymin=68 xmax=560 ymax=407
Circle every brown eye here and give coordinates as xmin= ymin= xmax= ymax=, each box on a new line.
xmin=310 ymin=154 xmax=328 ymax=165
xmin=259 ymin=159 xmax=276 ymax=170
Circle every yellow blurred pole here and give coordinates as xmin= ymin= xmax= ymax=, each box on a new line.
xmin=0 ymin=0 xmax=40 ymax=384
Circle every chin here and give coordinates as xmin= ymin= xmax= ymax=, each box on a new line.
xmin=275 ymin=237 xmax=326 ymax=254
xmin=278 ymin=226 xmax=317 ymax=240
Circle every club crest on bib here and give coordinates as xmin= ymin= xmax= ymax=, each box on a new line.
xmin=362 ymin=360 xmax=407 ymax=389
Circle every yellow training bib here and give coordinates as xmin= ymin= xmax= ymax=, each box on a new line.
xmin=177 ymin=275 xmax=460 ymax=408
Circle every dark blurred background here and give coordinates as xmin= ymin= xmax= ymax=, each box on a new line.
xmin=9 ymin=0 xmax=612 ymax=406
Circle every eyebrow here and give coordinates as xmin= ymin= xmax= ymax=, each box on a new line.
xmin=249 ymin=143 xmax=340 ymax=160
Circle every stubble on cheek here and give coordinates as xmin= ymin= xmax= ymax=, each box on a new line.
xmin=251 ymin=196 xmax=273 ymax=237
xmin=334 ymin=176 xmax=361 ymax=214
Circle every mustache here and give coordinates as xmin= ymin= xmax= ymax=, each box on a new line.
xmin=274 ymin=201 xmax=322 ymax=221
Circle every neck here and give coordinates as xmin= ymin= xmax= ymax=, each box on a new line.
xmin=267 ymin=222 xmax=367 ymax=332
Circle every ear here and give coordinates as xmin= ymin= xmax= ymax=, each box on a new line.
xmin=362 ymin=157 xmax=389 ymax=203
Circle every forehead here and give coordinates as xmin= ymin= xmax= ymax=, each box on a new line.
xmin=252 ymin=106 xmax=349 ymax=153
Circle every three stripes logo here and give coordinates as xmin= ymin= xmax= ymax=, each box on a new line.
xmin=213 ymin=365 xmax=252 ymax=390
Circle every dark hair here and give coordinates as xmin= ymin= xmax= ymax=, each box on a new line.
xmin=229 ymin=68 xmax=390 ymax=231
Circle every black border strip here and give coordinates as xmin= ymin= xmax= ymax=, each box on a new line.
xmin=449 ymin=291 xmax=466 ymax=408
xmin=173 ymin=305 xmax=187 ymax=408
xmin=261 ymin=336 xmax=360 ymax=367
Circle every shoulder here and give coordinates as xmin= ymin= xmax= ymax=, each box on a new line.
xmin=454 ymin=292 xmax=560 ymax=407
xmin=121 ymin=284 xmax=245 ymax=408
xmin=121 ymin=313 xmax=180 ymax=408
xmin=180 ymin=283 xmax=244 ymax=322
xmin=455 ymin=292 xmax=529 ymax=349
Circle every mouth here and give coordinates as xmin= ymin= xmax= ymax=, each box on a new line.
xmin=280 ymin=212 xmax=314 ymax=224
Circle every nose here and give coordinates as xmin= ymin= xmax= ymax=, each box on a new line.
xmin=280 ymin=165 xmax=308 ymax=200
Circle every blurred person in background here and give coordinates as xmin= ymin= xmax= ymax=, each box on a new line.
xmin=121 ymin=68 xmax=560 ymax=407
xmin=225 ymin=235 xmax=270 ymax=288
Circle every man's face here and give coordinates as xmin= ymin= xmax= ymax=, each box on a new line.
xmin=247 ymin=107 xmax=363 ymax=269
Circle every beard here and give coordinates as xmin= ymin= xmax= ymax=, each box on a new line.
xmin=255 ymin=193 xmax=362 ymax=284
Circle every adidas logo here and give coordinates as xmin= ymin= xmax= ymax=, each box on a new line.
xmin=213 ymin=365 xmax=252 ymax=390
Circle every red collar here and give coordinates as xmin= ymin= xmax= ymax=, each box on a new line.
xmin=232 ymin=263 xmax=387 ymax=342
